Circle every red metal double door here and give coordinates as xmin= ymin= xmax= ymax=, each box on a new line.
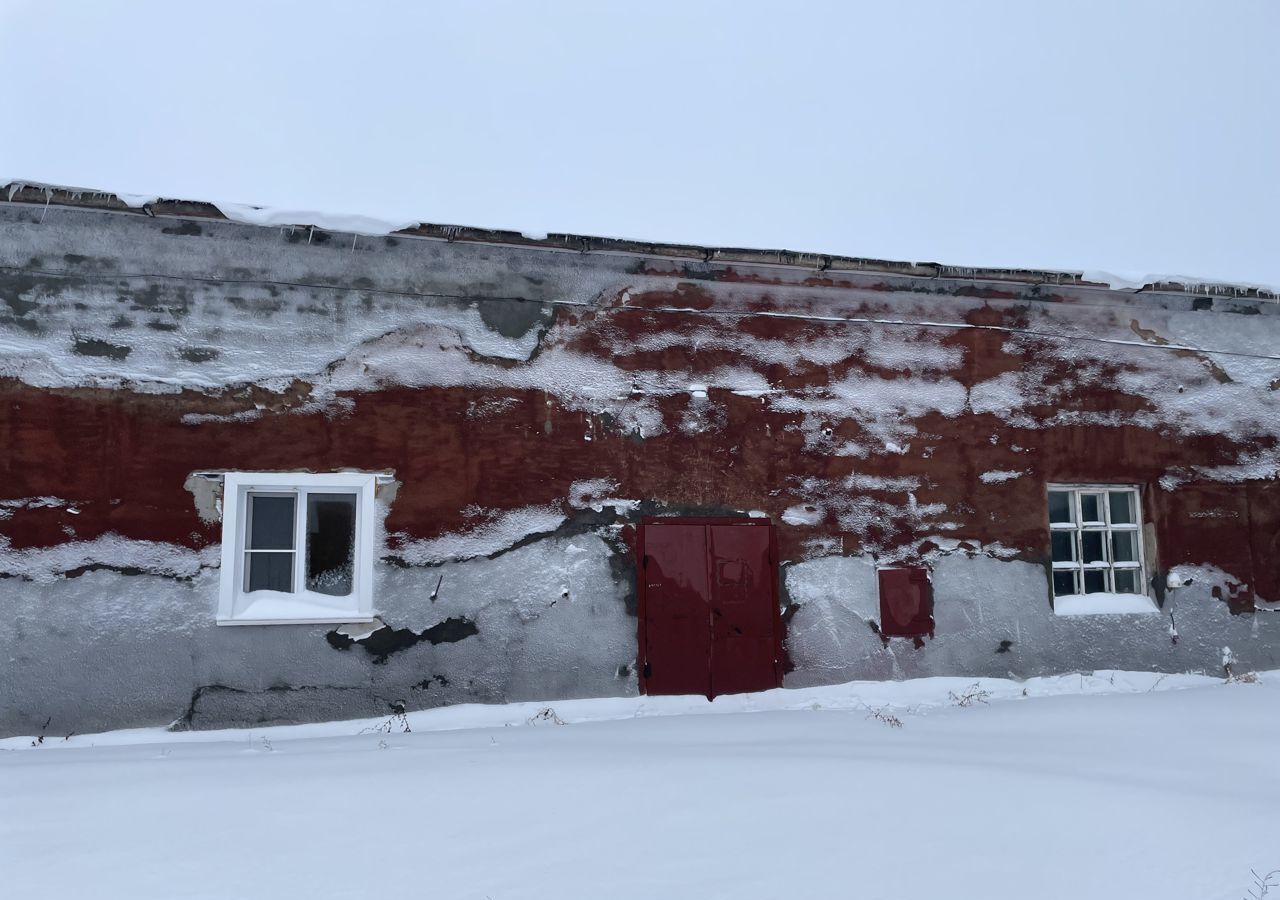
xmin=638 ymin=518 xmax=782 ymax=698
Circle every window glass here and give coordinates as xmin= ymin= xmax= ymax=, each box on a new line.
xmin=1111 ymin=531 xmax=1138 ymax=564
xmin=1048 ymin=491 xmax=1075 ymax=524
xmin=247 ymin=553 xmax=293 ymax=592
xmin=306 ymin=494 xmax=356 ymax=596
xmin=1053 ymin=571 xmax=1078 ymax=596
xmin=1051 ymin=531 xmax=1076 ymax=562
xmin=1080 ymin=493 xmax=1103 ymax=524
xmin=1080 ymin=531 xmax=1106 ymax=564
xmin=245 ymin=494 xmax=296 ymax=593
xmin=1083 ymin=570 xmax=1107 ymax=593
xmin=247 ymin=495 xmax=295 ymax=550
xmin=1113 ymin=569 xmax=1141 ymax=594
xmin=1109 ymin=491 xmax=1136 ymax=525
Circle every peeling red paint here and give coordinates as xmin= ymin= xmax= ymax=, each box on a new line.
xmin=2 ymin=297 xmax=1277 ymax=612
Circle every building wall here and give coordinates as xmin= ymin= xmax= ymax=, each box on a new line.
xmin=2 ymin=196 xmax=1278 ymax=736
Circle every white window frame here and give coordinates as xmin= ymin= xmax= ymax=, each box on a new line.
xmin=217 ymin=472 xmax=376 ymax=625
xmin=1047 ymin=483 xmax=1156 ymax=615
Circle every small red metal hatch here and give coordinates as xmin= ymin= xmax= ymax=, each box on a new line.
xmin=637 ymin=517 xmax=783 ymax=698
xmin=877 ymin=567 xmax=934 ymax=639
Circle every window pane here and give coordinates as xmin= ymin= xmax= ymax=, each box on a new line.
xmin=1114 ymin=569 xmax=1141 ymax=594
xmin=1080 ymin=493 xmax=1103 ymax=524
xmin=246 ymin=551 xmax=294 ymax=592
xmin=1048 ymin=491 xmax=1075 ymax=524
xmin=1081 ymin=531 xmax=1106 ymax=564
xmin=306 ymin=493 xmax=356 ymax=596
xmin=1053 ymin=571 xmax=1078 ymax=596
xmin=1111 ymin=531 xmax=1138 ymax=564
xmin=1083 ymin=570 xmax=1106 ymax=593
xmin=1051 ymin=531 xmax=1077 ymax=563
xmin=247 ymin=495 xmax=295 ymax=550
xmin=1109 ymin=491 xmax=1136 ymax=525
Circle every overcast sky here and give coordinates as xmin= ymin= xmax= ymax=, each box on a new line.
xmin=0 ymin=1 xmax=1276 ymax=285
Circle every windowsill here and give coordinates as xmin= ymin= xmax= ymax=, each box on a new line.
xmin=1053 ymin=592 xmax=1159 ymax=617
xmin=218 ymin=589 xmax=370 ymax=626
xmin=217 ymin=615 xmax=376 ymax=627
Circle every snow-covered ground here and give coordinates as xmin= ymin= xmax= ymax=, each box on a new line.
xmin=3 ymin=671 xmax=1276 ymax=900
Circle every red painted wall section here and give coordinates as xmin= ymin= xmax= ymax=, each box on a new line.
xmin=1 ymin=278 xmax=1277 ymax=610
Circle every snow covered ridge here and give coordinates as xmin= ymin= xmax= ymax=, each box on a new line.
xmin=4 ymin=181 xmax=1278 ymax=298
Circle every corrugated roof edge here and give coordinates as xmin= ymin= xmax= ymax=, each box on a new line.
xmin=3 ymin=181 xmax=1276 ymax=301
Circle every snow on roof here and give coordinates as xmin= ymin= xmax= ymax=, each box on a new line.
xmin=4 ymin=180 xmax=1276 ymax=301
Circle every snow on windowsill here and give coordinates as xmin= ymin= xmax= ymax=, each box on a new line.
xmin=218 ymin=615 xmax=375 ymax=627
xmin=1053 ymin=592 xmax=1159 ymax=617
xmin=220 ymin=590 xmax=370 ymax=626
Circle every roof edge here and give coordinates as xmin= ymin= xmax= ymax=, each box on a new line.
xmin=3 ymin=181 xmax=1275 ymax=301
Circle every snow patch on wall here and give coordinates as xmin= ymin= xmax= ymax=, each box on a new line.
xmin=979 ymin=469 xmax=1026 ymax=484
xmin=181 ymin=409 xmax=266 ymax=426
xmin=914 ymin=536 xmax=1022 ymax=561
xmin=968 ymin=371 xmax=1029 ymax=421
xmin=310 ymin=319 xmax=767 ymax=438
xmin=612 ymin=319 xmax=964 ymax=374
xmin=1166 ymin=563 xmax=1252 ymax=600
xmin=306 ymin=323 xmax=675 ymax=436
xmin=987 ymin=331 xmax=1280 ymax=442
xmin=1 ymin=292 xmax=550 ymax=395
xmin=567 ymin=479 xmax=638 ymax=514
xmin=784 ymin=477 xmax=959 ymax=556
xmin=0 ymin=533 xmax=217 ymax=583
xmin=389 ymin=505 xmax=567 ymax=566
xmin=772 ymin=373 xmax=967 ymax=445
xmin=784 ymin=555 xmax=881 ymax=679
xmin=844 ymin=473 xmax=921 ymax=492
xmin=1161 ymin=447 xmax=1280 ymax=488
xmin=782 ymin=504 xmax=825 ymax=526
xmin=0 ymin=497 xmax=71 ymax=520
xmin=837 ymin=495 xmax=957 ymax=538
xmin=371 ymin=532 xmax=636 ymax=706
xmin=1160 ymin=312 xmax=1280 ymax=389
